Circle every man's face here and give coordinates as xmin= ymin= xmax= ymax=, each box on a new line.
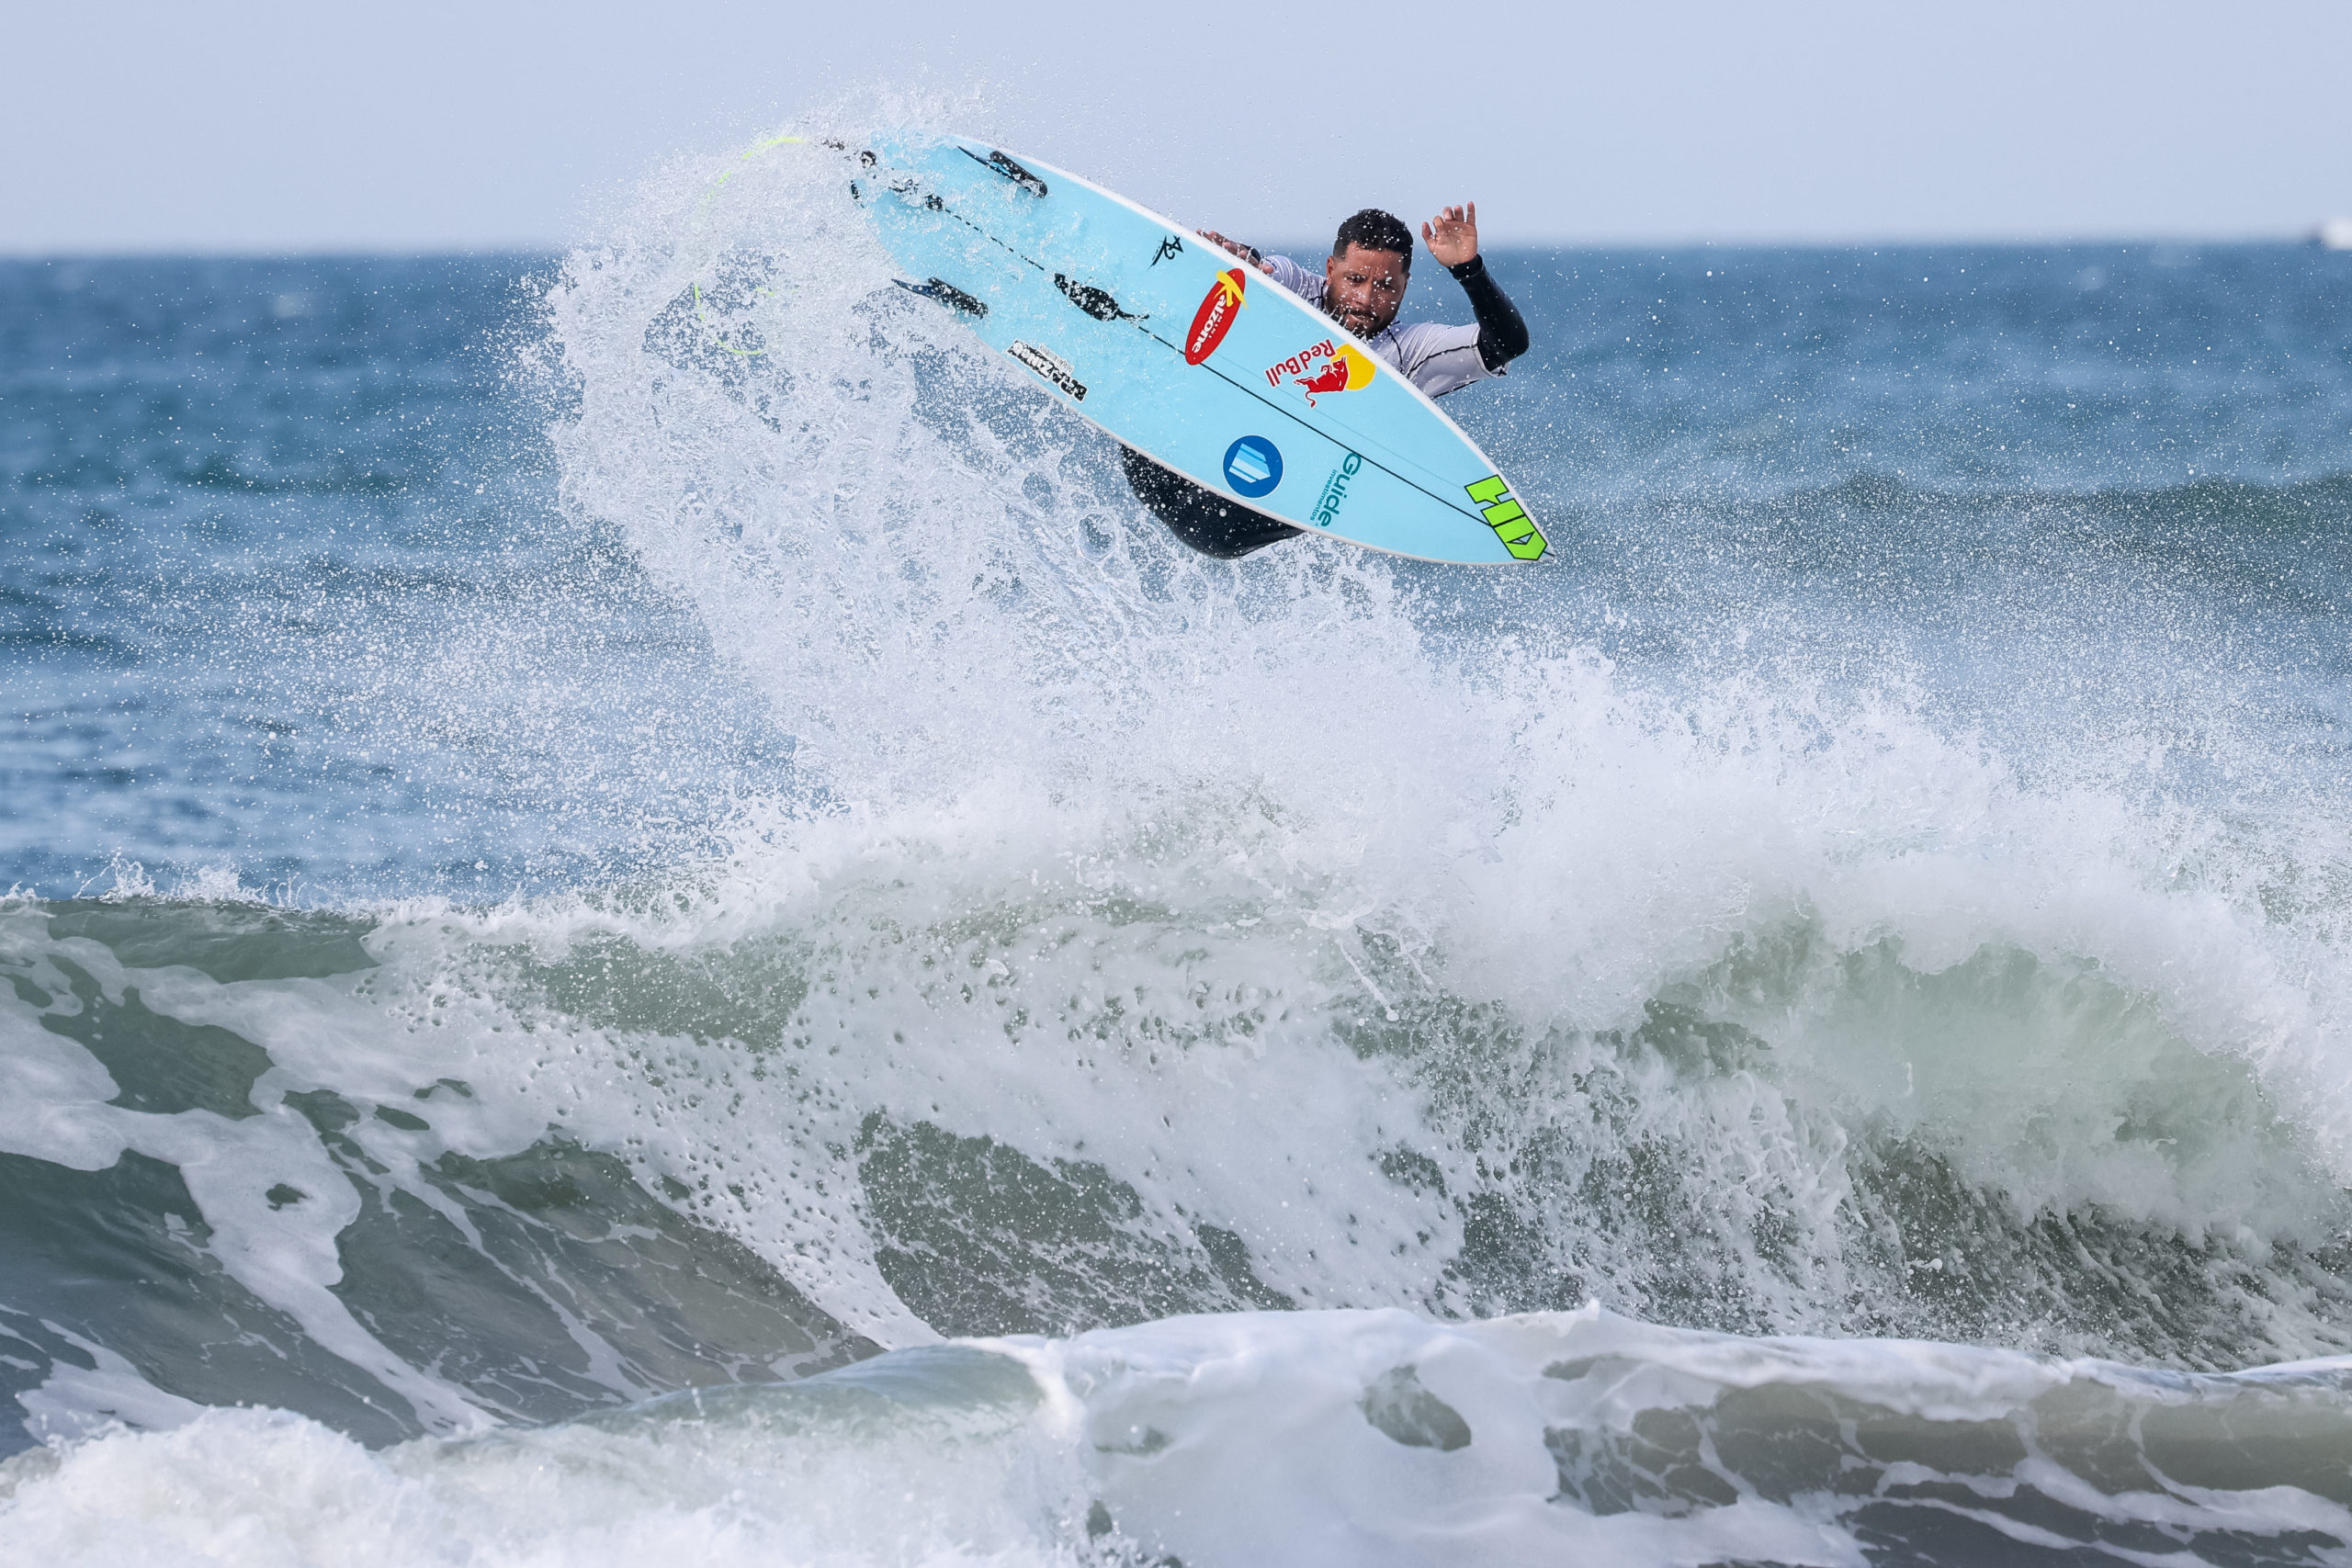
xmin=1323 ymin=243 xmax=1408 ymax=338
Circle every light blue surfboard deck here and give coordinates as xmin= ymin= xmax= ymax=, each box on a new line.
xmin=845 ymin=132 xmax=1546 ymax=566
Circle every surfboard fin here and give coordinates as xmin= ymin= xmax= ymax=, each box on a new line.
xmin=893 ymin=277 xmax=989 ymax=318
xmin=1053 ymin=275 xmax=1142 ymax=322
xmin=959 ymin=147 xmax=1048 ymax=197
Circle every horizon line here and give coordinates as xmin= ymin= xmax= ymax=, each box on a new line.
xmin=5 ymin=228 xmax=2348 ymax=263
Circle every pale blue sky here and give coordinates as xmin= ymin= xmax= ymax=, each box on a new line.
xmin=7 ymin=0 xmax=2348 ymax=253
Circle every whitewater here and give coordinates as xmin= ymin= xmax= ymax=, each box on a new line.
xmin=5 ymin=122 xmax=2352 ymax=1564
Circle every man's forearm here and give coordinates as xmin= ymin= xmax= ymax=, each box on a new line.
xmin=1450 ymin=254 xmax=1529 ymax=372
xmin=1197 ymin=231 xmax=1271 ymax=272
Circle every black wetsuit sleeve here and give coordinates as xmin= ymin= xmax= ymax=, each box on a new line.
xmin=1448 ymin=254 xmax=1529 ymax=373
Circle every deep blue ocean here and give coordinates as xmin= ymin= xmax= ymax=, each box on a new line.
xmin=6 ymin=134 xmax=2352 ymax=1565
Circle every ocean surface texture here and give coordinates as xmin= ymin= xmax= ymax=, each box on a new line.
xmin=6 ymin=135 xmax=2352 ymax=1566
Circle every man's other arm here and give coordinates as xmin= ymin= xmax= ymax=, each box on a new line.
xmin=1448 ymin=254 xmax=1529 ymax=373
xmin=1421 ymin=203 xmax=1527 ymax=373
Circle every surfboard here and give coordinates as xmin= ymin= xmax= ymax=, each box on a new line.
xmin=845 ymin=133 xmax=1547 ymax=566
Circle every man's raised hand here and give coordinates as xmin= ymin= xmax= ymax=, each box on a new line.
xmin=1421 ymin=203 xmax=1479 ymax=269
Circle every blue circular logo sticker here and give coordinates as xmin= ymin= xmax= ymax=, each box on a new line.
xmin=1221 ymin=435 xmax=1283 ymax=498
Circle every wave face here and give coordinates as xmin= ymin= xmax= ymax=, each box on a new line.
xmin=6 ymin=127 xmax=2352 ymax=1564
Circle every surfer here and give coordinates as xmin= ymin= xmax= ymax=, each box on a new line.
xmin=1124 ymin=204 xmax=1529 ymax=558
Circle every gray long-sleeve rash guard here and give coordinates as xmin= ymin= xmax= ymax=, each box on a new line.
xmin=1262 ymin=253 xmax=1525 ymax=399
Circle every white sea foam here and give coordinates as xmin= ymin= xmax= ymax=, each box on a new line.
xmin=530 ymin=112 xmax=2352 ymax=1249
xmin=6 ymin=1308 xmax=2348 ymax=1568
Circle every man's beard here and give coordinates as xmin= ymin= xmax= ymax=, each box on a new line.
xmin=1325 ymin=299 xmax=1386 ymax=337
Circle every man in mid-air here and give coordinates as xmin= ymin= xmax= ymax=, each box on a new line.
xmin=1124 ymin=203 xmax=1530 ymax=558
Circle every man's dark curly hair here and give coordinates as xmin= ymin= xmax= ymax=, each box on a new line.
xmin=1331 ymin=209 xmax=1414 ymax=271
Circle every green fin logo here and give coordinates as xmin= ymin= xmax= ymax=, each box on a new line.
xmin=1464 ymin=475 xmax=1545 ymax=561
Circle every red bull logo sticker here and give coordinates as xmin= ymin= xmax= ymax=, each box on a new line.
xmin=1266 ymin=339 xmax=1376 ymax=405
xmin=1184 ymin=269 xmax=1247 ymax=365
